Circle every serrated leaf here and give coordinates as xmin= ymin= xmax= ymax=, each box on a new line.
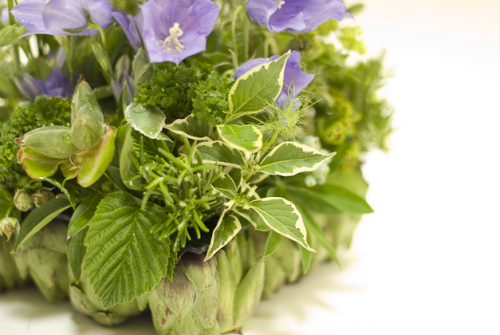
xmin=164 ymin=114 xmax=211 ymax=141
xmin=217 ymin=124 xmax=263 ymax=154
xmin=311 ymin=183 xmax=373 ymax=214
xmin=14 ymin=197 xmax=71 ymax=251
xmin=259 ymin=142 xmax=335 ymax=176
xmin=125 ymin=102 xmax=165 ymax=139
xmin=249 ymin=197 xmax=314 ymax=252
xmin=83 ymin=192 xmax=172 ymax=309
xmin=205 ymin=213 xmax=242 ymax=261
xmin=212 ymin=173 xmax=237 ymax=199
xmin=67 ymin=228 xmax=87 ymax=282
xmin=229 ymin=51 xmax=290 ymax=116
xmin=196 ymin=141 xmax=246 ymax=169
xmin=0 ymin=25 xmax=28 ymax=48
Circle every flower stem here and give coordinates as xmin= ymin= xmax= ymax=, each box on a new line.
xmin=7 ymin=0 xmax=20 ymax=77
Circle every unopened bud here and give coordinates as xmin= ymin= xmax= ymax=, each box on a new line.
xmin=14 ymin=189 xmax=34 ymax=212
xmin=0 ymin=217 xmax=19 ymax=239
xmin=32 ymin=188 xmax=55 ymax=208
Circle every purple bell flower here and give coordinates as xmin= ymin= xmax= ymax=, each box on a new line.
xmin=1 ymin=8 xmax=9 ymax=25
xmin=15 ymin=68 xmax=73 ymax=101
xmin=10 ymin=0 xmax=113 ymax=37
xmin=116 ymin=0 xmax=220 ymax=64
xmin=235 ymin=50 xmax=314 ymax=102
xmin=246 ymin=0 xmax=352 ymax=33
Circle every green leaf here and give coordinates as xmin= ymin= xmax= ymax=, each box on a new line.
xmin=92 ymin=42 xmax=113 ymax=82
xmin=196 ymin=141 xmax=246 ymax=169
xmin=125 ymin=102 xmax=165 ymax=139
xmin=228 ymin=51 xmax=290 ymax=117
xmin=217 ymin=124 xmax=263 ymax=154
xmin=14 ymin=197 xmax=71 ymax=251
xmin=83 ymin=192 xmax=173 ymax=309
xmin=119 ymin=125 xmax=144 ymax=191
xmin=249 ymin=198 xmax=314 ymax=252
xmin=67 ymin=194 xmax=105 ymax=238
xmin=292 ymin=199 xmax=339 ymax=266
xmin=205 ymin=213 xmax=242 ymax=261
xmin=67 ymin=228 xmax=87 ymax=283
xmin=259 ymin=142 xmax=335 ymax=176
xmin=164 ymin=114 xmax=211 ymax=141
xmin=0 ymin=25 xmax=28 ymax=48
xmin=212 ymin=173 xmax=237 ymax=199
xmin=264 ymin=231 xmax=281 ymax=257
xmin=286 ymin=186 xmax=341 ymax=215
xmin=311 ymin=184 xmax=373 ymax=214
xmin=133 ymin=48 xmax=153 ymax=86
xmin=0 ymin=189 xmax=14 ymax=219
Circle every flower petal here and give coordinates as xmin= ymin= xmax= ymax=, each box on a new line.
xmin=10 ymin=0 xmax=48 ymax=36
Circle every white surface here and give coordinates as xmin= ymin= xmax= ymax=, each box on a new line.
xmin=2 ymin=0 xmax=500 ymax=334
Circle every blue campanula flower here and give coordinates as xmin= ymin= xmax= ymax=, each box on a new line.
xmin=15 ymin=68 xmax=73 ymax=101
xmin=11 ymin=0 xmax=113 ymax=36
xmin=115 ymin=0 xmax=220 ymax=64
xmin=235 ymin=50 xmax=314 ymax=102
xmin=246 ymin=0 xmax=351 ymax=33
xmin=112 ymin=11 xmax=142 ymax=51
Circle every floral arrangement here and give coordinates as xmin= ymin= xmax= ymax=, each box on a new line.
xmin=0 ymin=0 xmax=393 ymax=333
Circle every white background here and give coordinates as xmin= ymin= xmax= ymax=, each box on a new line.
xmin=2 ymin=0 xmax=500 ymax=334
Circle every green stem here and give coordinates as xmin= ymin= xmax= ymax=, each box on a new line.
xmin=231 ymin=5 xmax=244 ymax=66
xmin=7 ymin=0 xmax=20 ymax=77
xmin=243 ymin=12 xmax=249 ymax=61
xmin=261 ymin=130 xmax=279 ymax=156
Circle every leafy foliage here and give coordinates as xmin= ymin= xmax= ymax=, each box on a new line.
xmin=190 ymin=72 xmax=234 ymax=127
xmin=134 ymin=61 xmax=214 ymax=119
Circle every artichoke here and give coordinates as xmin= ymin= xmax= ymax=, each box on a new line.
xmin=216 ymin=233 xmax=265 ymax=333
xmin=149 ymin=252 xmax=220 ymax=335
xmin=0 ymin=236 xmax=26 ymax=292
xmin=14 ymin=220 xmax=69 ymax=301
xmin=70 ymin=272 xmax=148 ymax=326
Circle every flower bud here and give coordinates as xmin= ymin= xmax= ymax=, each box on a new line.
xmin=16 ymin=126 xmax=77 ymax=159
xmin=31 ymin=188 xmax=55 ymax=208
xmin=14 ymin=189 xmax=34 ymax=212
xmin=0 ymin=218 xmax=20 ymax=240
xmin=71 ymin=80 xmax=105 ymax=150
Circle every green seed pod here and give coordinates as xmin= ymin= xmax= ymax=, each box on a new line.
xmin=71 ymin=80 xmax=104 ymax=150
xmin=13 ymin=189 xmax=34 ymax=212
xmin=31 ymin=188 xmax=55 ymax=208
xmin=318 ymin=118 xmax=347 ymax=145
xmin=0 ymin=236 xmax=27 ymax=292
xmin=70 ymin=272 xmax=148 ymax=326
xmin=17 ymin=126 xmax=76 ymax=159
xmin=149 ymin=253 xmax=220 ymax=335
xmin=13 ymin=220 xmax=69 ymax=301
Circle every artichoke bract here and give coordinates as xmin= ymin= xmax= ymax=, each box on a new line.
xmin=70 ymin=272 xmax=148 ymax=326
xmin=71 ymin=80 xmax=105 ymax=150
xmin=216 ymin=233 xmax=265 ymax=333
xmin=149 ymin=253 xmax=220 ymax=335
xmin=14 ymin=220 xmax=69 ymax=301
xmin=0 ymin=236 xmax=26 ymax=292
